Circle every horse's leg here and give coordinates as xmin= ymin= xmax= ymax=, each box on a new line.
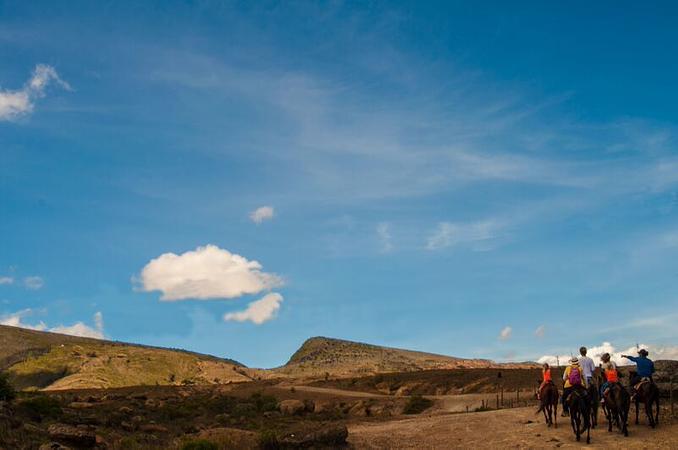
xmin=543 ymin=403 xmax=549 ymax=425
xmin=646 ymin=398 xmax=655 ymax=428
xmin=622 ymin=403 xmax=629 ymax=437
xmin=605 ymin=406 xmax=612 ymax=432
xmin=635 ymin=397 xmax=640 ymax=425
xmin=554 ymin=399 xmax=558 ymax=428
xmin=655 ymin=396 xmax=660 ymax=426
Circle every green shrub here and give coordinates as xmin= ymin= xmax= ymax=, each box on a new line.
xmin=403 ymin=395 xmax=433 ymax=414
xmin=250 ymin=392 xmax=278 ymax=413
xmin=180 ymin=440 xmax=218 ymax=450
xmin=17 ymin=395 xmax=62 ymax=421
xmin=0 ymin=372 xmax=16 ymax=402
xmin=258 ymin=430 xmax=280 ymax=450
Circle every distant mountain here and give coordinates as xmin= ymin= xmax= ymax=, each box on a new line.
xmin=0 ymin=325 xmax=263 ymax=390
xmin=275 ymin=336 xmax=536 ymax=378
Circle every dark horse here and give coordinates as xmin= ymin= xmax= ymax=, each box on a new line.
xmin=587 ymin=374 xmax=601 ymax=429
xmin=535 ymin=381 xmax=559 ymax=428
xmin=602 ymin=382 xmax=629 ymax=437
xmin=632 ymin=375 xmax=660 ymax=428
xmin=566 ymin=387 xmax=591 ymax=443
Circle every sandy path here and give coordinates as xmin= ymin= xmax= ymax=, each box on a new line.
xmin=280 ymin=384 xmax=389 ymax=398
xmin=349 ymin=407 xmax=678 ymax=449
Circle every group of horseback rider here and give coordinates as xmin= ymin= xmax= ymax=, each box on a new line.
xmin=537 ymin=346 xmax=656 ymax=416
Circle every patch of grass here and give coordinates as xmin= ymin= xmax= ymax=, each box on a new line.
xmin=250 ymin=392 xmax=278 ymax=413
xmin=17 ymin=395 xmax=63 ymax=421
xmin=180 ymin=440 xmax=218 ymax=450
xmin=258 ymin=430 xmax=280 ymax=450
xmin=0 ymin=372 xmax=16 ymax=402
xmin=403 ymin=394 xmax=433 ymax=414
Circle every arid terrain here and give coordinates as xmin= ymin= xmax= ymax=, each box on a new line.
xmin=1 ymin=326 xmax=676 ymax=449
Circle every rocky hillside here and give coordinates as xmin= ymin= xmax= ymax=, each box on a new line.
xmin=0 ymin=325 xmax=265 ymax=390
xmin=276 ymin=337 xmax=537 ymax=378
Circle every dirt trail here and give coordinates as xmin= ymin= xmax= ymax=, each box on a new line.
xmin=282 ymin=384 xmax=389 ymax=398
xmin=349 ymin=406 xmax=678 ymax=449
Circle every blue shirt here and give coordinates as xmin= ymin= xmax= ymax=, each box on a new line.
xmin=627 ymin=355 xmax=655 ymax=378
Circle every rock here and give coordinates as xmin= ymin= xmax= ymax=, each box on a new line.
xmin=39 ymin=443 xmax=70 ymax=450
xmin=313 ymin=400 xmax=334 ymax=414
xmin=118 ymin=406 xmax=133 ymax=415
xmin=139 ymin=423 xmax=168 ymax=433
xmin=279 ymin=424 xmax=349 ymax=447
xmin=131 ymin=415 xmax=144 ymax=425
xmin=375 ymin=382 xmax=392 ymax=395
xmin=278 ymin=399 xmax=306 ymax=416
xmin=67 ymin=402 xmax=94 ymax=409
xmin=369 ymin=404 xmax=390 ymax=417
xmin=263 ymin=411 xmax=281 ymax=419
xmin=348 ymin=400 xmax=369 ymax=417
xmin=47 ymin=423 xmax=96 ymax=448
xmin=120 ymin=421 xmax=134 ymax=431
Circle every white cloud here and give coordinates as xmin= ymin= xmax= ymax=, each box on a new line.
xmin=535 ymin=325 xmax=545 ymax=338
xmin=0 ymin=309 xmax=104 ymax=339
xmin=249 ymin=206 xmax=275 ymax=224
xmin=0 ymin=64 xmax=71 ymax=121
xmin=0 ymin=276 xmax=13 ymax=285
xmin=426 ymin=220 xmax=503 ymax=251
xmin=376 ymin=222 xmax=393 ymax=252
xmin=136 ymin=244 xmax=283 ymax=301
xmin=499 ymin=326 xmax=512 ymax=341
xmin=538 ymin=342 xmax=678 ymax=366
xmin=23 ymin=276 xmax=44 ymax=290
xmin=223 ymin=292 xmax=283 ymax=325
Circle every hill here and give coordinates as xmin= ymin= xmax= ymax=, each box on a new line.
xmin=0 ymin=325 xmax=264 ymax=390
xmin=275 ymin=336 xmax=536 ymax=378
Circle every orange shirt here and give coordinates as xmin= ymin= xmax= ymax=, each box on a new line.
xmin=543 ymin=368 xmax=552 ymax=382
xmin=605 ymin=369 xmax=618 ymax=383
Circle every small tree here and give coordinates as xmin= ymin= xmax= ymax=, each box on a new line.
xmin=0 ymin=372 xmax=16 ymax=402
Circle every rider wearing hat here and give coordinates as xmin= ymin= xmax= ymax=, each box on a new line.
xmin=599 ymin=352 xmax=619 ymax=405
xmin=561 ymin=356 xmax=587 ymax=415
xmin=622 ymin=349 xmax=655 ymax=390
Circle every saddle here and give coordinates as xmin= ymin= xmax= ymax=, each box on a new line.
xmin=634 ymin=377 xmax=651 ymax=391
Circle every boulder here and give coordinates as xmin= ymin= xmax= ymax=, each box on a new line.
xmin=39 ymin=443 xmax=70 ymax=450
xmin=139 ymin=423 xmax=168 ymax=433
xmin=348 ymin=400 xmax=369 ymax=417
xmin=313 ymin=400 xmax=335 ymax=414
xmin=67 ymin=402 xmax=94 ymax=409
xmin=47 ymin=423 xmax=96 ymax=448
xmin=278 ymin=399 xmax=306 ymax=416
xmin=118 ymin=406 xmax=133 ymax=415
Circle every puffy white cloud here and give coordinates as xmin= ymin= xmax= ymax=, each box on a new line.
xmin=538 ymin=342 xmax=678 ymax=366
xmin=23 ymin=276 xmax=44 ymax=290
xmin=0 ymin=64 xmax=71 ymax=121
xmin=499 ymin=326 xmax=512 ymax=341
xmin=249 ymin=206 xmax=275 ymax=224
xmin=0 ymin=276 xmax=13 ymax=285
xmin=136 ymin=244 xmax=283 ymax=301
xmin=0 ymin=309 xmax=104 ymax=339
xmin=426 ymin=220 xmax=502 ymax=251
xmin=224 ymin=292 xmax=283 ymax=325
xmin=535 ymin=325 xmax=546 ymax=338
xmin=376 ymin=222 xmax=393 ymax=252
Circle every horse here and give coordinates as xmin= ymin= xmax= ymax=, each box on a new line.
xmin=566 ymin=386 xmax=591 ymax=443
xmin=535 ymin=381 xmax=559 ymax=428
xmin=602 ymin=382 xmax=629 ymax=437
xmin=632 ymin=377 xmax=660 ymax=428
xmin=587 ymin=373 xmax=601 ymax=429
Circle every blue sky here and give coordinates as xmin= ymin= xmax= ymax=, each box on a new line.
xmin=1 ymin=1 xmax=677 ymax=367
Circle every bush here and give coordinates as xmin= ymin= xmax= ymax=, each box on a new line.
xmin=17 ymin=395 xmax=62 ymax=421
xmin=250 ymin=392 xmax=278 ymax=413
xmin=0 ymin=372 xmax=16 ymax=402
xmin=403 ymin=395 xmax=433 ymax=414
xmin=258 ymin=430 xmax=280 ymax=450
xmin=180 ymin=440 xmax=218 ymax=450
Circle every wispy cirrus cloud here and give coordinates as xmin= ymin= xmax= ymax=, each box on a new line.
xmin=0 ymin=64 xmax=71 ymax=121
xmin=499 ymin=326 xmax=512 ymax=341
xmin=426 ymin=220 xmax=504 ymax=251
xmin=249 ymin=206 xmax=275 ymax=224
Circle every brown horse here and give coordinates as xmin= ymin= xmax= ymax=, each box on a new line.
xmin=567 ymin=387 xmax=591 ymax=444
xmin=602 ymin=382 xmax=629 ymax=437
xmin=587 ymin=373 xmax=601 ymax=429
xmin=633 ymin=379 xmax=660 ymax=428
xmin=535 ymin=381 xmax=559 ymax=427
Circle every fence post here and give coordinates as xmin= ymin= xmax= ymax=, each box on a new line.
xmin=496 ymin=392 xmax=499 ymax=409
xmin=501 ymin=386 xmax=504 ymax=407
xmin=516 ymin=389 xmax=520 ymax=403
xmin=466 ymin=405 xmax=469 ymax=413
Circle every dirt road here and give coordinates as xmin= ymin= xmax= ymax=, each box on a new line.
xmin=349 ymin=406 xmax=678 ymax=449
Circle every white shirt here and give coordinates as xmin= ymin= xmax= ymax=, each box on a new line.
xmin=579 ymin=356 xmax=595 ymax=379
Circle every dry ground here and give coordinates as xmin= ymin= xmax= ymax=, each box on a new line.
xmin=349 ymin=406 xmax=678 ymax=449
